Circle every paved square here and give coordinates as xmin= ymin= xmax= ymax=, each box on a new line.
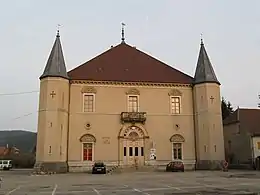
xmin=1 ymin=169 xmax=260 ymax=194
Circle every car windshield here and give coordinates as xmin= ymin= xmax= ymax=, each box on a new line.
xmin=95 ymin=163 xmax=104 ymax=167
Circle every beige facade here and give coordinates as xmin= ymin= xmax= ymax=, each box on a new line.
xmin=34 ymin=33 xmax=225 ymax=173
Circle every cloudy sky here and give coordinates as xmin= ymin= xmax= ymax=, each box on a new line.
xmin=0 ymin=0 xmax=260 ymax=132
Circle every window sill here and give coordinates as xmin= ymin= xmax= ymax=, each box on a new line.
xmin=170 ymin=113 xmax=181 ymax=116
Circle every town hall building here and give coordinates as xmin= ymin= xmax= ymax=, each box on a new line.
xmin=34 ymin=28 xmax=225 ymax=173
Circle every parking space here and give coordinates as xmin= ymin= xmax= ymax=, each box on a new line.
xmin=1 ymin=170 xmax=260 ymax=194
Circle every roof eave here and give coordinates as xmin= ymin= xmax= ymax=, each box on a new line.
xmin=193 ymin=80 xmax=221 ymax=85
xmin=39 ymin=74 xmax=70 ymax=80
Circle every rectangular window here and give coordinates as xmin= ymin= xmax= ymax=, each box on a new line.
xmin=83 ymin=94 xmax=94 ymax=112
xmin=128 ymin=96 xmax=138 ymax=112
xmin=257 ymin=142 xmax=260 ymax=150
xmin=173 ymin=143 xmax=182 ymax=160
xmin=83 ymin=143 xmax=93 ymax=161
xmin=141 ymin=147 xmax=144 ymax=156
xmin=124 ymin=147 xmax=126 ymax=156
xmin=171 ymin=97 xmax=180 ymax=114
xmin=48 ymin=146 xmax=52 ymax=154
xmin=214 ymin=145 xmax=217 ymax=152
xmin=129 ymin=147 xmax=133 ymax=156
xmin=62 ymin=92 xmax=65 ymax=108
xmin=135 ymin=147 xmax=139 ymax=156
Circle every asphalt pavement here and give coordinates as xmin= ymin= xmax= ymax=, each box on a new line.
xmin=1 ymin=169 xmax=260 ymax=194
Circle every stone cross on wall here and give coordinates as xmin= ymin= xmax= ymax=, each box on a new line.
xmin=210 ymin=96 xmax=214 ymax=104
xmin=50 ymin=91 xmax=56 ymax=98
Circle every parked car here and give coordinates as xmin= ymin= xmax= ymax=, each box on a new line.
xmin=92 ymin=162 xmax=106 ymax=174
xmin=0 ymin=160 xmax=12 ymax=170
xmin=166 ymin=160 xmax=184 ymax=172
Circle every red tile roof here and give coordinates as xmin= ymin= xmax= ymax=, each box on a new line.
xmin=224 ymin=108 xmax=260 ymax=135
xmin=0 ymin=146 xmax=20 ymax=156
xmin=68 ymin=43 xmax=194 ymax=84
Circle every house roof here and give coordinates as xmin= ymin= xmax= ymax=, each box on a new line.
xmin=0 ymin=147 xmax=6 ymax=156
xmin=194 ymin=39 xmax=220 ymax=85
xmin=68 ymin=42 xmax=194 ymax=84
xmin=40 ymin=31 xmax=69 ymax=80
xmin=223 ymin=108 xmax=260 ymax=135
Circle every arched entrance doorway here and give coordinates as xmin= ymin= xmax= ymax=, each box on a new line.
xmin=119 ymin=125 xmax=149 ymax=166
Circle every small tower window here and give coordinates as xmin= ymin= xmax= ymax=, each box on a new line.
xmin=210 ymin=96 xmax=214 ymax=104
xmin=62 ymin=92 xmax=65 ymax=108
xmin=214 ymin=145 xmax=217 ymax=152
xmin=48 ymin=146 xmax=52 ymax=154
xmin=204 ymin=145 xmax=207 ymax=152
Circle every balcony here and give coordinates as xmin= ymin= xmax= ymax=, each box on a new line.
xmin=121 ymin=112 xmax=147 ymax=124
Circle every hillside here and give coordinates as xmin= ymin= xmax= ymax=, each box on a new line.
xmin=0 ymin=130 xmax=37 ymax=153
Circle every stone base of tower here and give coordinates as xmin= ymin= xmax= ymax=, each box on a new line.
xmin=196 ymin=160 xmax=223 ymax=170
xmin=33 ymin=161 xmax=68 ymax=174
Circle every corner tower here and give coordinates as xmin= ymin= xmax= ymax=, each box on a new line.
xmin=34 ymin=31 xmax=70 ymax=173
xmin=193 ymin=39 xmax=225 ymax=170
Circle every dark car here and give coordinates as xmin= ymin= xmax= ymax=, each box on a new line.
xmin=166 ymin=160 xmax=184 ymax=172
xmin=92 ymin=162 xmax=106 ymax=174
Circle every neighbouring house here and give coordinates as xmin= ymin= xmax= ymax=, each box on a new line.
xmin=223 ymin=108 xmax=260 ymax=169
xmin=35 ymin=28 xmax=225 ymax=173
xmin=0 ymin=145 xmax=20 ymax=158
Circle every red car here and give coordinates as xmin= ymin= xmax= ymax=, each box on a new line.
xmin=166 ymin=160 xmax=184 ymax=172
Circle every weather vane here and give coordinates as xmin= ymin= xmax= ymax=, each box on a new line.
xmin=57 ymin=24 xmax=61 ymax=36
xmin=200 ymin=33 xmax=203 ymax=44
xmin=121 ymin=22 xmax=126 ymax=43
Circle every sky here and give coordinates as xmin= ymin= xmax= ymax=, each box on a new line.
xmin=0 ymin=0 xmax=260 ymax=132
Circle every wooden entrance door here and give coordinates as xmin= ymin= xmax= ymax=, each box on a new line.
xmin=123 ymin=138 xmax=144 ymax=166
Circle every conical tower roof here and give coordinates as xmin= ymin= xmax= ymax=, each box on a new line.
xmin=194 ymin=39 xmax=220 ymax=85
xmin=40 ymin=31 xmax=68 ymax=80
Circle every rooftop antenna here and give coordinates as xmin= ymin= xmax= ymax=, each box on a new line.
xmin=121 ymin=22 xmax=126 ymax=43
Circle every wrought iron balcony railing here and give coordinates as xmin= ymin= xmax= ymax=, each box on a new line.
xmin=120 ymin=112 xmax=147 ymax=124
